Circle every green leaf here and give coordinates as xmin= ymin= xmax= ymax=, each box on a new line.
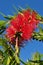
xmin=26 ymin=61 xmax=32 ymax=65
xmin=3 ymin=55 xmax=11 ymax=65
xmin=9 ymin=57 xmax=16 ymax=65
xmin=0 ymin=38 xmax=8 ymax=50
xmin=4 ymin=15 xmax=13 ymax=20
xmin=0 ymin=20 xmax=6 ymax=27
xmin=0 ymin=50 xmax=3 ymax=60
xmin=32 ymin=26 xmax=43 ymax=41
xmin=0 ymin=12 xmax=13 ymax=20
xmin=0 ymin=50 xmax=4 ymax=65
xmin=36 ymin=14 xmax=41 ymax=20
xmin=0 ymin=20 xmax=6 ymax=34
xmin=40 ymin=17 xmax=43 ymax=24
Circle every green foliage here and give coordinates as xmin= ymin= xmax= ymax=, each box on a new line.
xmin=0 ymin=38 xmax=8 ymax=49
xmin=0 ymin=8 xmax=43 ymax=65
xmin=32 ymin=26 xmax=43 ymax=41
xmin=0 ymin=12 xmax=14 ymax=20
xmin=25 ymin=52 xmax=43 ymax=65
xmin=0 ymin=20 xmax=6 ymax=35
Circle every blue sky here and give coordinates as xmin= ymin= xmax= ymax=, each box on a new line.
xmin=0 ymin=0 xmax=43 ymax=63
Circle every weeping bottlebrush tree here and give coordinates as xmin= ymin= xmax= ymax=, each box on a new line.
xmin=0 ymin=7 xmax=43 ymax=65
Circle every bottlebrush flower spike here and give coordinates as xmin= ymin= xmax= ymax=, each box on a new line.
xmin=6 ymin=9 xmax=40 ymax=46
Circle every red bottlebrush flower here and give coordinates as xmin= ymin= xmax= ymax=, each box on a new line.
xmin=6 ymin=25 xmax=16 ymax=42
xmin=11 ymin=14 xmax=25 ymax=31
xmin=32 ymin=11 xmax=37 ymax=18
xmin=6 ymin=9 xmax=40 ymax=46
xmin=22 ymin=9 xmax=31 ymax=22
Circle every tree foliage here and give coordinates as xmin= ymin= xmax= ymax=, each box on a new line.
xmin=0 ymin=8 xmax=43 ymax=65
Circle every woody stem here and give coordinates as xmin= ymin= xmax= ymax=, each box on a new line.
xmin=15 ymin=37 xmax=20 ymax=65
